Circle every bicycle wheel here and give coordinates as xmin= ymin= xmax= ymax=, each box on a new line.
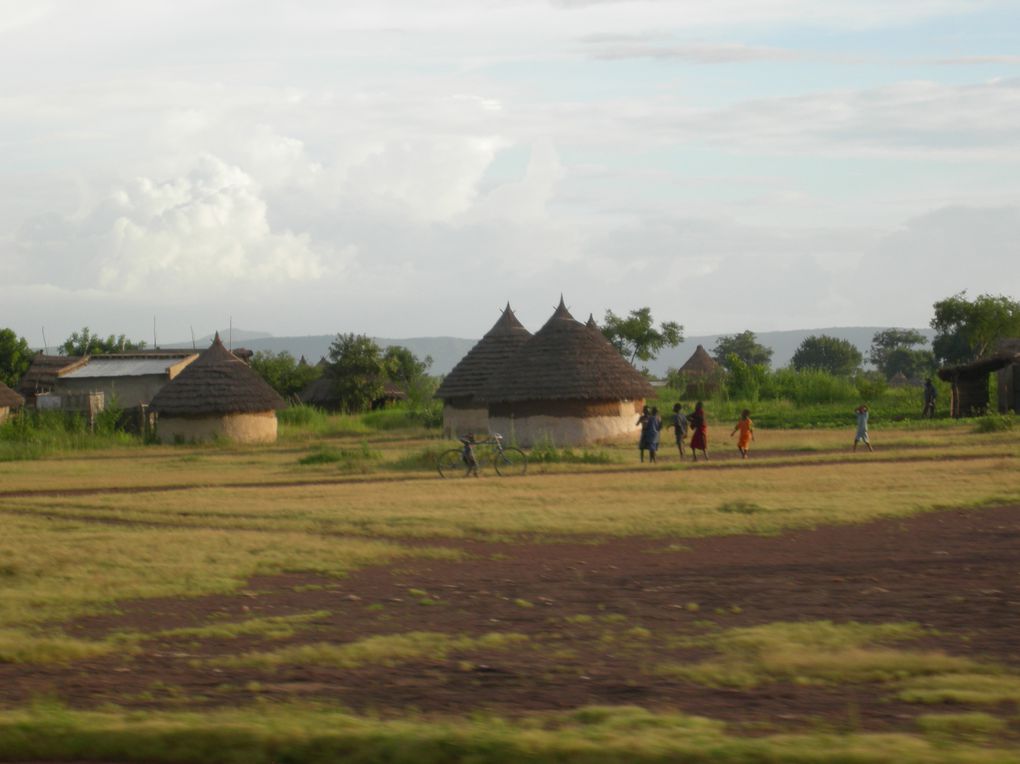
xmin=437 ymin=449 xmax=467 ymax=478
xmin=494 ymin=447 xmax=527 ymax=477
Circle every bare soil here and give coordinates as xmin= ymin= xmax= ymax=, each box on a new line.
xmin=3 ymin=504 xmax=1020 ymax=734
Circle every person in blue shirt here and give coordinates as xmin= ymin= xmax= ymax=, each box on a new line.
xmin=671 ymin=403 xmax=688 ymax=460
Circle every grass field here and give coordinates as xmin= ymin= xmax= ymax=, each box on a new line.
xmin=0 ymin=416 xmax=1018 ymax=762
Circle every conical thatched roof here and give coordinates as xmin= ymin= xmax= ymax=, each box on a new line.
xmin=585 ymin=314 xmax=599 ymax=331
xmin=679 ymin=345 xmax=720 ymax=376
xmin=435 ymin=303 xmax=532 ymax=402
xmin=0 ymin=380 xmax=24 ymax=409
xmin=480 ymin=298 xmax=655 ymax=403
xmin=150 ymin=334 xmax=285 ymax=416
xmin=888 ymin=371 xmax=910 ymax=387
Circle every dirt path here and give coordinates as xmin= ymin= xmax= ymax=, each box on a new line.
xmin=3 ymin=505 xmax=1019 ymax=734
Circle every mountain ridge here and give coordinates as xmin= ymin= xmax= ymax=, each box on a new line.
xmin=165 ymin=327 xmax=935 ymax=376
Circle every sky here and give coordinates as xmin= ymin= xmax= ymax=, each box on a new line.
xmin=1 ymin=0 xmax=1018 ymax=346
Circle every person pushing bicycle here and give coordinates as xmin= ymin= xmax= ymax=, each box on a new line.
xmin=460 ymin=432 xmax=479 ymax=477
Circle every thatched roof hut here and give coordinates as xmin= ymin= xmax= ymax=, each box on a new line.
xmin=480 ymin=298 xmax=655 ymax=446
xmin=435 ymin=303 xmax=532 ymax=436
xmin=150 ymin=334 xmax=285 ymax=443
xmin=18 ymin=354 xmax=87 ymax=406
xmin=676 ymin=344 xmax=722 ymax=398
xmin=0 ymin=380 xmax=24 ymax=424
xmin=938 ymin=341 xmax=1020 ymax=417
xmin=888 ymin=371 xmax=910 ymax=388
xmin=299 ymin=374 xmax=407 ymax=412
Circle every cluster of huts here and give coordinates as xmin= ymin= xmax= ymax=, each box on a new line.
xmin=434 ymin=298 xmax=721 ymax=447
xmin=937 ymin=338 xmax=1020 ymax=417
xmin=6 ymin=334 xmax=285 ymax=443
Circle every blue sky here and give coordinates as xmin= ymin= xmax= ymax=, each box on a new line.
xmin=1 ymin=0 xmax=1018 ymax=344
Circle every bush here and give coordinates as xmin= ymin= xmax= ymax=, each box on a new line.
xmin=528 ymin=435 xmax=615 ymax=465
xmin=974 ymin=412 xmax=1015 ymax=433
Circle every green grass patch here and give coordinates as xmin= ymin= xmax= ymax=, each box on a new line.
xmin=656 ymin=621 xmax=981 ymax=688
xmin=0 ymin=629 xmax=122 ymax=664
xmin=148 ymin=611 xmax=331 ymax=642
xmin=1 ymin=703 xmax=1017 ymax=764
xmin=899 ymin=673 xmax=1020 ymax=705
xmin=216 ymin=630 xmax=529 ymax=671
xmin=917 ymin=712 xmax=1008 ymax=741
xmin=297 ymin=442 xmax=382 ymax=469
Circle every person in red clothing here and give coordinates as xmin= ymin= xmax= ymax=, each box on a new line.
xmin=688 ymin=401 xmax=708 ymax=462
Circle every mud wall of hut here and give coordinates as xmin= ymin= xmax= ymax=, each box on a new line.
xmin=999 ymin=364 xmax=1019 ymax=414
xmin=442 ymin=404 xmax=489 ymax=439
xmin=157 ymin=411 xmax=278 ymax=444
xmin=488 ymin=399 xmax=643 ymax=447
xmin=0 ymin=406 xmax=10 ymax=425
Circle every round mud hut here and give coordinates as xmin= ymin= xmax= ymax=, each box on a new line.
xmin=479 ymin=298 xmax=655 ymax=447
xmin=435 ymin=303 xmax=532 ymax=437
xmin=677 ymin=344 xmax=722 ymax=398
xmin=0 ymin=380 xmax=24 ymax=424
xmin=150 ymin=334 xmax=286 ymax=444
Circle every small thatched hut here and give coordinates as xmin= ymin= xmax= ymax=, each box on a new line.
xmin=996 ymin=339 xmax=1020 ymax=415
xmin=18 ymin=354 xmax=87 ymax=407
xmin=150 ymin=334 xmax=285 ymax=443
xmin=479 ymin=298 xmax=655 ymax=447
xmin=888 ymin=371 xmax=910 ymax=388
xmin=435 ymin=303 xmax=532 ymax=437
xmin=0 ymin=380 xmax=24 ymax=424
xmin=937 ymin=340 xmax=1020 ymax=417
xmin=677 ymin=344 xmax=722 ymax=398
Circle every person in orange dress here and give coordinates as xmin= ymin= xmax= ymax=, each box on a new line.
xmin=731 ymin=408 xmax=754 ymax=459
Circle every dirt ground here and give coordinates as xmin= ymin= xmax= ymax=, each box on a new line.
xmin=3 ymin=504 xmax=1020 ymax=734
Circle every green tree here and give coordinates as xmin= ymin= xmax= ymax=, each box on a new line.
xmin=724 ymin=353 xmax=767 ymax=401
xmin=931 ymin=292 xmax=1020 ymax=365
xmin=383 ymin=345 xmax=432 ymax=389
xmin=869 ymin=328 xmax=934 ymax=379
xmin=712 ymin=330 xmax=773 ymax=371
xmin=326 ymin=333 xmax=385 ymax=413
xmin=0 ymin=328 xmax=32 ymax=389
xmin=790 ymin=335 xmax=863 ymax=377
xmin=250 ymin=350 xmax=321 ymax=399
xmin=601 ymin=307 xmax=683 ymax=366
xmin=60 ymin=327 xmax=147 ymax=356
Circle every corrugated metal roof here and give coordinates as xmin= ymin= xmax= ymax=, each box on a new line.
xmin=62 ymin=358 xmax=189 ymax=379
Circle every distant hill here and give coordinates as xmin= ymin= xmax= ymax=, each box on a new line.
xmin=650 ymin=327 xmax=936 ymax=376
xmin=168 ymin=327 xmax=934 ymax=377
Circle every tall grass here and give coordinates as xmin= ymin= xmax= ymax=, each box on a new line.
xmin=0 ymin=410 xmax=140 ymax=461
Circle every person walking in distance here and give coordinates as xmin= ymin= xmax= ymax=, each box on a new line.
xmin=922 ymin=378 xmax=937 ymax=419
xmin=636 ymin=405 xmax=651 ymax=463
xmin=647 ymin=406 xmax=662 ymax=464
xmin=671 ymin=403 xmax=688 ymax=460
xmin=731 ymin=409 xmax=755 ymax=460
xmin=853 ymin=405 xmax=874 ymax=453
xmin=688 ymin=401 xmax=709 ymax=462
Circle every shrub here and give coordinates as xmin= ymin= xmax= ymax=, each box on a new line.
xmin=974 ymin=412 xmax=1015 ymax=433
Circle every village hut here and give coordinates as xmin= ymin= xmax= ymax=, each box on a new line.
xmin=299 ymin=373 xmax=406 ymax=412
xmin=479 ymin=298 xmax=655 ymax=447
xmin=53 ymin=350 xmax=198 ymax=409
xmin=937 ymin=339 xmax=1020 ymax=417
xmin=995 ymin=339 xmax=1020 ymax=415
xmin=888 ymin=371 xmax=910 ymax=388
xmin=435 ymin=303 xmax=533 ymax=437
xmin=17 ymin=354 xmax=87 ymax=408
xmin=0 ymin=380 xmax=24 ymax=424
xmin=149 ymin=334 xmax=285 ymax=443
xmin=677 ymin=344 xmax=722 ymax=398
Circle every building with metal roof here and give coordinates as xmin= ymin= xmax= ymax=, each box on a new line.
xmin=52 ymin=350 xmax=198 ymax=409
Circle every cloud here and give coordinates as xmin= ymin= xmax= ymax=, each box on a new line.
xmin=934 ymin=55 xmax=1020 ymax=65
xmin=14 ymin=155 xmax=335 ymax=298
xmin=581 ymin=39 xmax=802 ymax=63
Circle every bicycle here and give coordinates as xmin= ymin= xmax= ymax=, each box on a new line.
xmin=437 ymin=434 xmax=527 ymax=478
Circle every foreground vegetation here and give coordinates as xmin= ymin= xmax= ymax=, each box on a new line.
xmin=1 ymin=416 xmax=1018 ymax=762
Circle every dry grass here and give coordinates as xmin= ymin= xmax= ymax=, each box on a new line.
xmin=216 ymin=631 xmax=529 ymax=671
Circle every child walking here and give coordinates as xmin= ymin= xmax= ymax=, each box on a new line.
xmin=853 ymin=405 xmax=874 ymax=453
xmin=731 ymin=409 xmax=754 ymax=459
xmin=671 ymin=403 xmax=687 ymax=460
